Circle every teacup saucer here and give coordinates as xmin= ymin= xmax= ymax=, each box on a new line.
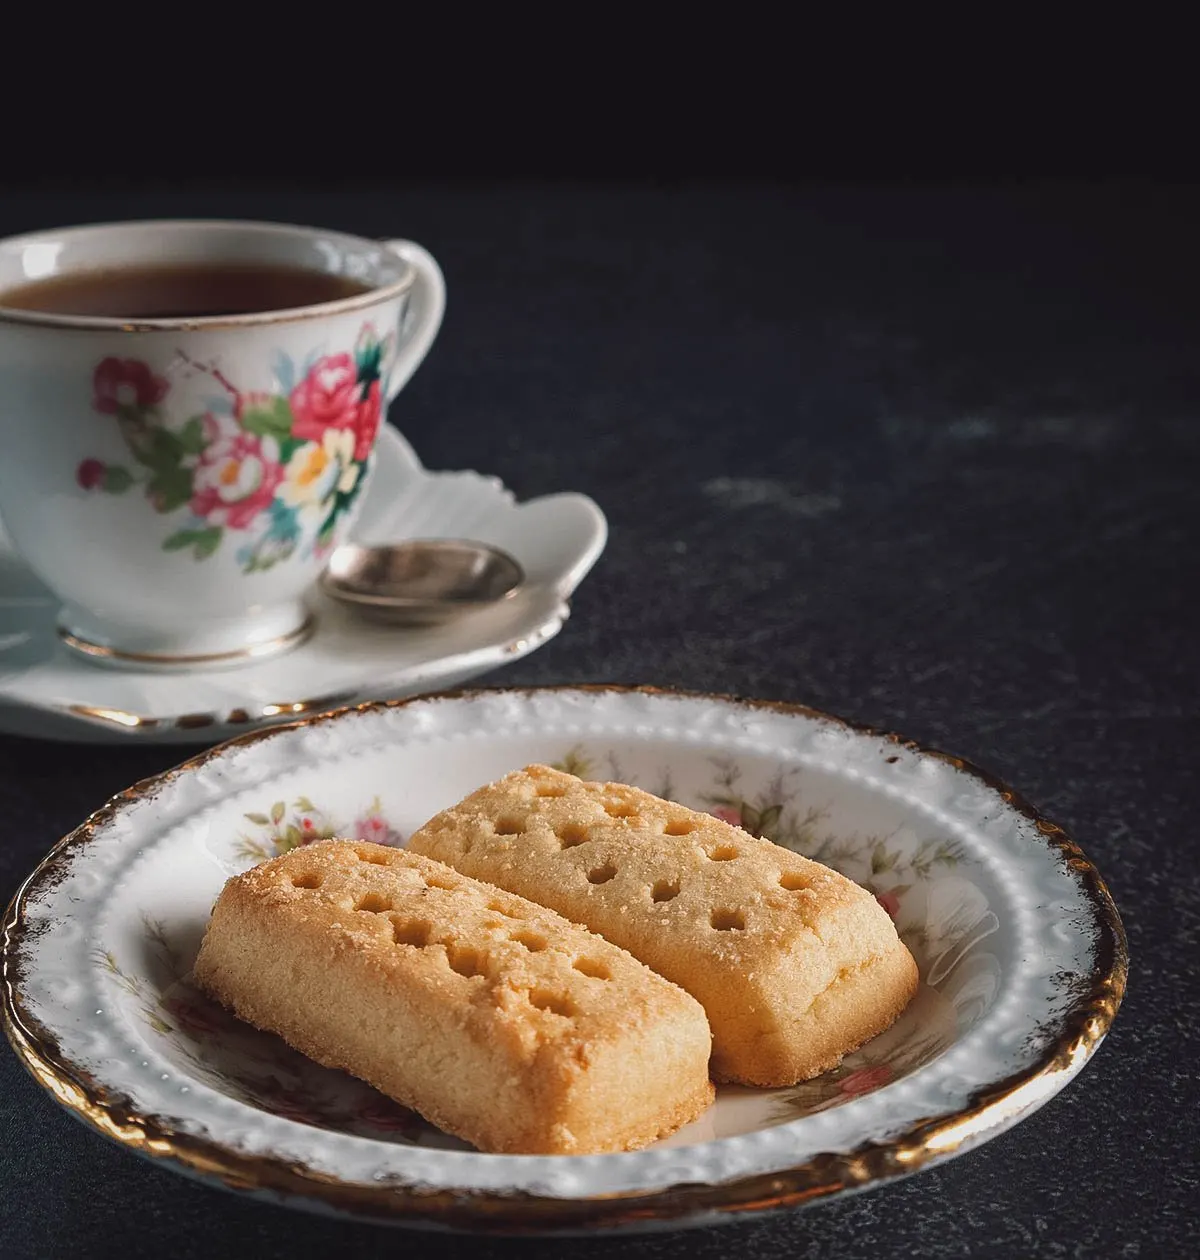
xmin=0 ymin=428 xmax=606 ymax=744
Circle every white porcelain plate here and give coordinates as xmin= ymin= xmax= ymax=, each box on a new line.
xmin=0 ymin=429 xmax=606 ymax=743
xmin=1 ymin=688 xmax=1126 ymax=1234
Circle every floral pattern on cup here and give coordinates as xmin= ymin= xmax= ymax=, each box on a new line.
xmin=75 ymin=325 xmax=393 ymax=574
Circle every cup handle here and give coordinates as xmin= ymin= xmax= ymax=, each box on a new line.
xmin=381 ymin=239 xmax=446 ymax=401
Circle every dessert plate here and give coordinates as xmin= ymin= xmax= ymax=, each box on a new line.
xmin=0 ymin=430 xmax=606 ymax=743
xmin=1 ymin=688 xmax=1126 ymax=1234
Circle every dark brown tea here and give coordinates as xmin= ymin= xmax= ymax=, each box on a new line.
xmin=0 ymin=262 xmax=373 ymax=319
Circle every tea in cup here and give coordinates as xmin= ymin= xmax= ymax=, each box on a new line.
xmin=0 ymin=219 xmax=444 ymax=669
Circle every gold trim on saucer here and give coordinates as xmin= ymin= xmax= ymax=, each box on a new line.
xmin=65 ymin=705 xmax=159 ymax=730
xmin=57 ymin=615 xmax=315 ymax=668
xmin=65 ymin=690 xmax=358 ymax=733
xmin=1 ymin=686 xmax=1129 ymax=1233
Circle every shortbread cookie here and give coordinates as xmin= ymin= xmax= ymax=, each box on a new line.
xmin=194 ymin=840 xmax=714 ymax=1154
xmin=408 ymin=766 xmax=919 ymax=1087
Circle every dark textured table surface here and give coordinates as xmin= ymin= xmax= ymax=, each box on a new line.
xmin=0 ymin=183 xmax=1196 ymax=1258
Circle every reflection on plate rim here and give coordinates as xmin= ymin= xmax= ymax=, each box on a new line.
xmin=1 ymin=685 xmax=1128 ymax=1233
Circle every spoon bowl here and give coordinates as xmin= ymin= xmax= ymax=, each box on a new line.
xmin=320 ymin=540 xmax=525 ymax=626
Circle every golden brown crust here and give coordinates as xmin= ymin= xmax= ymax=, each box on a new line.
xmin=408 ymin=766 xmax=919 ymax=1086
xmin=193 ymin=841 xmax=713 ymax=1153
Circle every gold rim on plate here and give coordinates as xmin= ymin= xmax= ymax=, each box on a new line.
xmin=0 ymin=686 xmax=1128 ymax=1233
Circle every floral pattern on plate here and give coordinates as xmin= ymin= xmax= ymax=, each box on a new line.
xmin=234 ymin=795 xmax=403 ymax=862
xmin=6 ymin=688 xmax=1122 ymax=1226
xmin=112 ymin=797 xmax=429 ymax=1141
xmin=101 ymin=913 xmax=443 ymax=1144
xmin=115 ymin=758 xmax=993 ymax=1139
xmin=551 ymin=746 xmax=994 ymax=1114
xmin=75 ymin=325 xmax=394 ymax=573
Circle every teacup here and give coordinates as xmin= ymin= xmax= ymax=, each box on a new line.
xmin=0 ymin=219 xmax=444 ymax=670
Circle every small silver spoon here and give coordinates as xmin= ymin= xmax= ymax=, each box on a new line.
xmin=319 ymin=540 xmax=525 ymax=626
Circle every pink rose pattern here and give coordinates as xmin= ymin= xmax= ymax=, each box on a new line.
xmin=352 ymin=808 xmax=404 ymax=847
xmin=875 ymin=890 xmax=902 ymax=919
xmin=162 ymin=993 xmax=231 ymax=1039
xmin=74 ymin=326 xmax=391 ymax=572
xmin=289 ymin=353 xmax=361 ymax=442
xmin=353 ymin=379 xmax=384 ymax=462
xmin=92 ymin=357 xmax=168 ymax=414
xmin=125 ymin=756 xmax=945 ymax=1141
xmin=235 ymin=795 xmax=402 ymax=863
xmin=188 ymin=416 xmax=284 ymax=530
xmin=838 ymin=1065 xmax=894 ymax=1096
xmin=76 ymin=458 xmax=106 ymax=490
xmin=354 ymin=1097 xmax=424 ymax=1137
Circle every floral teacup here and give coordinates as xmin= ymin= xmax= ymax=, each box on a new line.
xmin=0 ymin=220 xmax=444 ymax=669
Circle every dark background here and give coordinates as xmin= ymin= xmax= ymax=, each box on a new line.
xmin=0 ymin=169 xmax=1197 ymax=1258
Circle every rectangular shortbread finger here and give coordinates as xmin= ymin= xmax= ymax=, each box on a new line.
xmin=193 ymin=840 xmax=714 ymax=1153
xmin=408 ymin=766 xmax=920 ymax=1087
